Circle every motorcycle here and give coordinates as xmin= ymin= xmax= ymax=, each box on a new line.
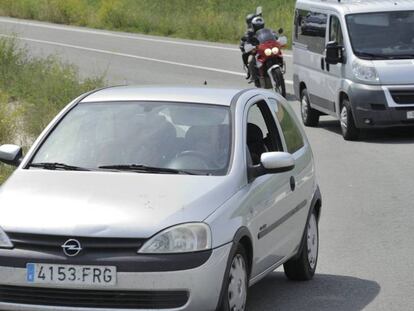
xmin=255 ymin=27 xmax=287 ymax=97
xmin=241 ymin=7 xmax=288 ymax=97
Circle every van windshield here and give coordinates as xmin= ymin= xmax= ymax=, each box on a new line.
xmin=346 ymin=11 xmax=414 ymax=60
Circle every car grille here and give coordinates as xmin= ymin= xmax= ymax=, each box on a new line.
xmin=0 ymin=285 xmax=189 ymax=309
xmin=390 ymin=90 xmax=414 ymax=105
xmin=7 ymin=232 xmax=146 ymax=253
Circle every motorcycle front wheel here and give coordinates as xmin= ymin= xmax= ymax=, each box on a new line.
xmin=272 ymin=67 xmax=286 ymax=98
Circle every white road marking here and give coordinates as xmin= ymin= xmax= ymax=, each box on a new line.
xmin=0 ymin=34 xmax=293 ymax=85
xmin=0 ymin=17 xmax=292 ymax=57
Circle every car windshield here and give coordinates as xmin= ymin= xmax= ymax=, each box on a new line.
xmin=30 ymin=102 xmax=231 ymax=176
xmin=346 ymin=11 xmax=414 ymax=59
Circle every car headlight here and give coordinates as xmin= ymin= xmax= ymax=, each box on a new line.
xmin=352 ymin=59 xmax=379 ymax=83
xmin=0 ymin=227 xmax=13 ymax=249
xmin=272 ymin=47 xmax=279 ymax=55
xmin=264 ymin=48 xmax=272 ymax=56
xmin=138 ymin=223 xmax=212 ymax=254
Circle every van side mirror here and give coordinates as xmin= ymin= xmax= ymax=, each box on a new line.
xmin=0 ymin=144 xmax=23 ymax=166
xmin=325 ymin=41 xmax=344 ymax=65
xmin=248 ymin=152 xmax=295 ymax=180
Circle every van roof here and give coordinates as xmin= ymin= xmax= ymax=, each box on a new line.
xmin=296 ymin=0 xmax=414 ymax=15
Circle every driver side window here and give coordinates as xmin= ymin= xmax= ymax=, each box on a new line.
xmin=246 ymin=100 xmax=283 ymax=165
xmin=330 ymin=15 xmax=343 ymax=45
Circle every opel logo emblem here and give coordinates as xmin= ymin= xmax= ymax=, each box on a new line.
xmin=62 ymin=239 xmax=82 ymax=257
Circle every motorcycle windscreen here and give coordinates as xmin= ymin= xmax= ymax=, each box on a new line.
xmin=256 ymin=28 xmax=277 ymax=44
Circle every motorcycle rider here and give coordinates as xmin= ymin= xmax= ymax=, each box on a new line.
xmin=240 ymin=13 xmax=256 ymax=79
xmin=246 ymin=16 xmax=265 ymax=83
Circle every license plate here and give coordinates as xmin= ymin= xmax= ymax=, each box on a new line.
xmin=407 ymin=111 xmax=414 ymax=119
xmin=26 ymin=263 xmax=116 ymax=286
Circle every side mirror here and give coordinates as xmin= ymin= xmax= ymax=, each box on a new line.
xmin=249 ymin=152 xmax=295 ymax=180
xmin=325 ymin=41 xmax=344 ymax=65
xmin=256 ymin=6 xmax=263 ymax=16
xmin=0 ymin=144 xmax=23 ymax=166
xmin=278 ymin=28 xmax=284 ymax=35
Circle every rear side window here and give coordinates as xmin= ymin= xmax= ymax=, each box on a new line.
xmin=276 ymin=105 xmax=305 ymax=154
xmin=294 ymin=9 xmax=327 ymax=54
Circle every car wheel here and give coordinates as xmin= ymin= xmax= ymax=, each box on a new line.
xmin=300 ymin=89 xmax=319 ymax=127
xmin=283 ymin=208 xmax=318 ymax=281
xmin=218 ymin=244 xmax=248 ymax=311
xmin=340 ymin=99 xmax=359 ymax=141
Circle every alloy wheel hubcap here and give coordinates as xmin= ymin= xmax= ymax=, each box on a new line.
xmin=340 ymin=106 xmax=348 ymax=129
xmin=307 ymin=213 xmax=318 ymax=270
xmin=301 ymin=97 xmax=308 ymax=120
xmin=228 ymin=254 xmax=247 ymax=311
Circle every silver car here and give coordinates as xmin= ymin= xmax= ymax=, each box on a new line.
xmin=0 ymin=86 xmax=321 ymax=311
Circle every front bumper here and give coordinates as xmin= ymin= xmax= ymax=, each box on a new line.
xmin=0 ymin=243 xmax=232 ymax=311
xmin=349 ymin=83 xmax=414 ymax=128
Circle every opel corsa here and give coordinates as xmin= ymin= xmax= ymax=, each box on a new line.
xmin=0 ymin=87 xmax=322 ymax=311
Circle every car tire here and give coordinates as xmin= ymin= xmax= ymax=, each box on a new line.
xmin=300 ymin=89 xmax=319 ymax=127
xmin=273 ymin=67 xmax=286 ymax=98
xmin=340 ymin=99 xmax=360 ymax=141
xmin=283 ymin=208 xmax=318 ymax=281
xmin=217 ymin=244 xmax=249 ymax=311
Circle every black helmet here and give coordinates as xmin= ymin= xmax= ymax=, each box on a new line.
xmin=246 ymin=13 xmax=255 ymax=27
xmin=252 ymin=16 xmax=265 ymax=32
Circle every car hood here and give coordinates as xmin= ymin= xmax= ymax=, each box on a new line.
xmin=375 ymin=59 xmax=414 ymax=85
xmin=0 ymin=170 xmax=236 ymax=238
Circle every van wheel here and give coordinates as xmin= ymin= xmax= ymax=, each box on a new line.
xmin=284 ymin=208 xmax=318 ymax=281
xmin=301 ymin=89 xmax=319 ymax=127
xmin=217 ymin=244 xmax=248 ymax=311
xmin=340 ymin=99 xmax=359 ymax=141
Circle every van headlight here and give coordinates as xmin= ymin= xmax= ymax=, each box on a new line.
xmin=352 ymin=59 xmax=379 ymax=83
xmin=138 ymin=223 xmax=212 ymax=254
xmin=0 ymin=227 xmax=13 ymax=249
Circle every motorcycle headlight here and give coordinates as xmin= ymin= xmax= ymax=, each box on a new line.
xmin=352 ymin=59 xmax=379 ymax=83
xmin=264 ymin=48 xmax=272 ymax=56
xmin=272 ymin=47 xmax=279 ymax=55
xmin=0 ymin=227 xmax=13 ymax=249
xmin=138 ymin=223 xmax=212 ymax=254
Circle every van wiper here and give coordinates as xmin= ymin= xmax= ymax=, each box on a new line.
xmin=355 ymin=52 xmax=389 ymax=60
xmin=98 ymin=164 xmax=196 ymax=175
xmin=29 ymin=162 xmax=91 ymax=171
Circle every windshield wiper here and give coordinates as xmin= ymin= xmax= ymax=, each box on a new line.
xmin=355 ymin=52 xmax=390 ymax=60
xmin=98 ymin=164 xmax=196 ymax=175
xmin=28 ymin=162 xmax=91 ymax=171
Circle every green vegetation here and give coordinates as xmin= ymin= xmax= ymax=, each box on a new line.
xmin=0 ymin=37 xmax=104 ymax=184
xmin=0 ymin=0 xmax=295 ymax=44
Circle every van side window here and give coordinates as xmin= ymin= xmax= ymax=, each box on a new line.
xmin=276 ymin=105 xmax=305 ymax=154
xmin=294 ymin=9 xmax=327 ymax=54
xmin=330 ymin=15 xmax=343 ymax=45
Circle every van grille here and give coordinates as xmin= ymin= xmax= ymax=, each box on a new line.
xmin=0 ymin=285 xmax=189 ymax=309
xmin=390 ymin=90 xmax=414 ymax=105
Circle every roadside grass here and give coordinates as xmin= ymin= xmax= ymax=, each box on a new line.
xmin=0 ymin=37 xmax=105 ymax=184
xmin=0 ymin=0 xmax=295 ymax=45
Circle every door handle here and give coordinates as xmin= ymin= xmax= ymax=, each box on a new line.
xmin=290 ymin=176 xmax=296 ymax=191
xmin=321 ymin=58 xmax=325 ymax=71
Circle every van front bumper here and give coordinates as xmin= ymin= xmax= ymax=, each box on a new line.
xmin=349 ymin=83 xmax=414 ymax=128
xmin=0 ymin=243 xmax=232 ymax=311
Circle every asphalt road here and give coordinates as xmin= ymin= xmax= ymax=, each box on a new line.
xmin=1 ymin=17 xmax=414 ymax=311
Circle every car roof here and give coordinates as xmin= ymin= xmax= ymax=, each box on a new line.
xmin=297 ymin=0 xmax=414 ymax=15
xmin=81 ymin=86 xmax=244 ymax=106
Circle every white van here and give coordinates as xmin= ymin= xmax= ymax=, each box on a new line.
xmin=292 ymin=0 xmax=414 ymax=140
